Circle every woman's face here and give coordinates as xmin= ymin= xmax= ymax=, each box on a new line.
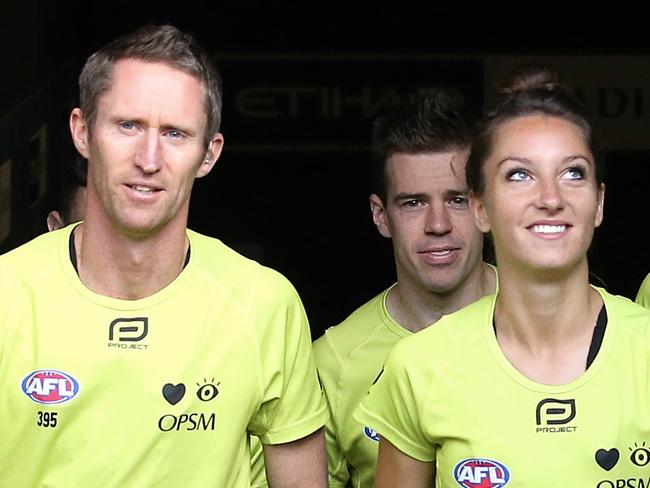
xmin=471 ymin=114 xmax=604 ymax=276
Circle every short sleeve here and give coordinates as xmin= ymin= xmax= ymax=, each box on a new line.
xmin=353 ymin=340 xmax=435 ymax=462
xmin=313 ymin=335 xmax=350 ymax=487
xmin=636 ymin=273 xmax=650 ymax=309
xmin=248 ymin=272 xmax=327 ymax=444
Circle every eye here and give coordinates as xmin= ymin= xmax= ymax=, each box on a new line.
xmin=118 ymin=121 xmax=136 ymax=131
xmin=562 ymin=165 xmax=585 ymax=180
xmin=403 ymin=199 xmax=423 ymax=208
xmin=165 ymin=129 xmax=185 ymax=140
xmin=196 ymin=381 xmax=219 ymax=402
xmin=449 ymin=196 xmax=469 ymax=208
xmin=630 ymin=446 xmax=650 ymax=467
xmin=506 ymin=168 xmax=530 ymax=181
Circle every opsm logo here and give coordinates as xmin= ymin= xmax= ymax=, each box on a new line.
xmin=21 ymin=369 xmax=80 ymax=404
xmin=453 ymin=458 xmax=510 ymax=488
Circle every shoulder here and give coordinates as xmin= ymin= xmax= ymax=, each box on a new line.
xmin=600 ymin=288 xmax=650 ymax=342
xmin=388 ymin=294 xmax=496 ymax=372
xmin=636 ymin=273 xmax=650 ymax=308
xmin=188 ymin=230 xmax=299 ymax=308
xmin=314 ymin=289 xmax=389 ymax=361
xmin=0 ymin=228 xmax=66 ymax=284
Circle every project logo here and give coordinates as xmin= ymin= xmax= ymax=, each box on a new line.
xmin=536 ymin=398 xmax=576 ymax=425
xmin=21 ymin=369 xmax=80 ymax=405
xmin=453 ymin=458 xmax=511 ymax=488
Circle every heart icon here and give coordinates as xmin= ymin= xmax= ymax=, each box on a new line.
xmin=595 ymin=448 xmax=619 ymax=471
xmin=162 ymin=383 xmax=186 ymax=405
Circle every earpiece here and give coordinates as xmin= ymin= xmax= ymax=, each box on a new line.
xmin=204 ymin=142 xmax=213 ymax=163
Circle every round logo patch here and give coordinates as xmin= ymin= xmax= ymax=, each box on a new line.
xmin=21 ymin=369 xmax=80 ymax=404
xmin=453 ymin=458 xmax=510 ymax=487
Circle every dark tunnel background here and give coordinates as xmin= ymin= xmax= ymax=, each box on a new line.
xmin=1 ymin=2 xmax=649 ymax=338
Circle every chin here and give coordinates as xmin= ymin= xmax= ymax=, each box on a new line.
xmin=520 ymin=256 xmax=588 ymax=279
xmin=425 ymin=280 xmax=462 ymax=295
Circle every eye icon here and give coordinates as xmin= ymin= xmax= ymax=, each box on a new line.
xmin=629 ymin=442 xmax=650 ymax=467
xmin=196 ymin=379 xmax=219 ymax=402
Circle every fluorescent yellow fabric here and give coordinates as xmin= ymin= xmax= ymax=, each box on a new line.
xmin=636 ymin=272 xmax=650 ymax=309
xmin=250 ymin=436 xmax=267 ymax=487
xmin=0 ymin=226 xmax=326 ymax=487
xmin=315 ymin=286 xmax=411 ymax=488
xmin=356 ymin=289 xmax=650 ymax=487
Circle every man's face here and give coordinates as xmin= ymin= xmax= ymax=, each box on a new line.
xmin=371 ymin=150 xmax=484 ymax=294
xmin=70 ymin=58 xmax=223 ymax=238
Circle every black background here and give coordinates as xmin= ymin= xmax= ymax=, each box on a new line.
xmin=1 ymin=2 xmax=649 ymax=338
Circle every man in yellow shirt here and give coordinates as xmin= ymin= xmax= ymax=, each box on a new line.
xmin=315 ymin=88 xmax=497 ymax=487
xmin=1 ymin=24 xmax=326 ymax=487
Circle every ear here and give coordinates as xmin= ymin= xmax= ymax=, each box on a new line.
xmin=470 ymin=192 xmax=491 ymax=233
xmin=594 ymin=182 xmax=605 ymax=228
xmin=47 ymin=211 xmax=65 ymax=232
xmin=369 ymin=193 xmax=391 ymax=238
xmin=70 ymin=108 xmax=90 ymax=159
xmin=196 ymin=132 xmax=225 ymax=178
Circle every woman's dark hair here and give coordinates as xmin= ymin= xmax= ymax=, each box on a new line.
xmin=466 ymin=62 xmax=604 ymax=196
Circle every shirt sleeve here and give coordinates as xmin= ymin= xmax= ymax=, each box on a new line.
xmin=636 ymin=273 xmax=650 ymax=309
xmin=248 ymin=270 xmax=327 ymax=445
xmin=313 ymin=334 xmax=350 ymax=487
xmin=353 ymin=339 xmax=435 ymax=462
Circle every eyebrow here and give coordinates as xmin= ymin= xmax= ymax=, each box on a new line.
xmin=392 ymin=192 xmax=428 ymax=204
xmin=496 ymin=155 xmax=593 ymax=167
xmin=110 ymin=115 xmax=198 ymax=138
xmin=391 ymin=189 xmax=469 ymax=204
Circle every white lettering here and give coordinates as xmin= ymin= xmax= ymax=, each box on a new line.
xmin=474 ymin=467 xmax=489 ymax=481
xmin=489 ymin=466 xmax=505 ymax=482
xmin=43 ymin=378 xmax=58 ymax=394
xmin=58 ymin=379 xmax=74 ymax=396
xmin=457 ymin=466 xmax=476 ymax=483
xmin=26 ymin=378 xmax=44 ymax=395
xmin=26 ymin=378 xmax=74 ymax=397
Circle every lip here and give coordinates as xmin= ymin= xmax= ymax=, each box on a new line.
xmin=418 ymin=246 xmax=461 ymax=266
xmin=527 ymin=220 xmax=571 ymax=239
xmin=124 ymin=183 xmax=163 ymax=199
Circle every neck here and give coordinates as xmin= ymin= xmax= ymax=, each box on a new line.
xmin=388 ymin=262 xmax=497 ymax=332
xmin=494 ymin=259 xmax=601 ymax=348
xmin=492 ymin=259 xmax=604 ymax=385
xmin=74 ymin=219 xmax=189 ymax=300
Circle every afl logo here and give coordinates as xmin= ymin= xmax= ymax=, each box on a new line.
xmin=21 ymin=369 xmax=80 ymax=405
xmin=453 ymin=458 xmax=510 ymax=487
xmin=363 ymin=426 xmax=380 ymax=442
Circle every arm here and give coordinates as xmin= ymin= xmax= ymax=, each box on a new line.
xmin=375 ymin=437 xmax=436 ymax=488
xmin=263 ymin=428 xmax=327 ymax=488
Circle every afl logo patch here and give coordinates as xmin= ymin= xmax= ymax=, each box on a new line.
xmin=453 ymin=458 xmax=510 ymax=487
xmin=363 ymin=426 xmax=380 ymax=442
xmin=21 ymin=369 xmax=80 ymax=405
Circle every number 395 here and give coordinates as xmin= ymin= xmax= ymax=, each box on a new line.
xmin=37 ymin=411 xmax=58 ymax=428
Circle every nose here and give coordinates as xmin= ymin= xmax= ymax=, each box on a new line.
xmin=424 ymin=201 xmax=452 ymax=235
xmin=536 ymin=177 xmax=565 ymax=213
xmin=135 ymin=129 xmax=163 ymax=174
